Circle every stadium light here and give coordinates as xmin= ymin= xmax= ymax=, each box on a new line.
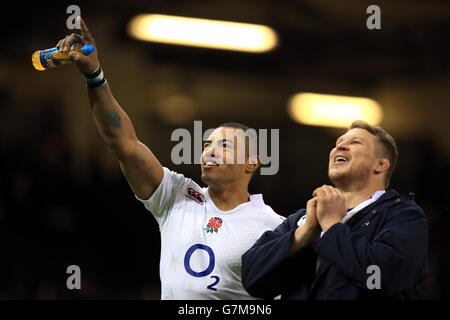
xmin=127 ymin=14 xmax=278 ymax=53
xmin=287 ymin=92 xmax=383 ymax=128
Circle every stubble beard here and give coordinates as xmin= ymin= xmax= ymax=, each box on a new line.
xmin=329 ymin=166 xmax=371 ymax=191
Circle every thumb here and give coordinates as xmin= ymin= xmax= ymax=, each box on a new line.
xmin=307 ymin=197 xmax=317 ymax=208
xmin=69 ymin=51 xmax=91 ymax=70
xmin=69 ymin=51 xmax=83 ymax=62
xmin=69 ymin=51 xmax=93 ymax=74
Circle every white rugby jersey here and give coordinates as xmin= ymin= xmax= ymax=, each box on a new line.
xmin=136 ymin=167 xmax=285 ymax=300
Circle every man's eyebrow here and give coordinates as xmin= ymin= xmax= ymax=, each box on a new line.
xmin=336 ymin=135 xmax=365 ymax=144
xmin=336 ymin=136 xmax=344 ymax=144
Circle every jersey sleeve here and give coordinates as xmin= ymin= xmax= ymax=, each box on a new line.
xmin=135 ymin=167 xmax=192 ymax=227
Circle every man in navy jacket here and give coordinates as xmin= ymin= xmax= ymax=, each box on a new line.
xmin=241 ymin=120 xmax=428 ymax=299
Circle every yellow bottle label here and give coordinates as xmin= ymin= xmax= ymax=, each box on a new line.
xmin=32 ymin=44 xmax=93 ymax=71
xmin=39 ymin=48 xmax=72 ymax=69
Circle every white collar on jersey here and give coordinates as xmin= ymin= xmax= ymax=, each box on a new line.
xmin=204 ymin=187 xmax=266 ymax=211
xmin=249 ymin=194 xmax=265 ymax=209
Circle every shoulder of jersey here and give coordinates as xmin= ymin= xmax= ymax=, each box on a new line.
xmin=264 ymin=205 xmax=286 ymax=221
xmin=185 ymin=182 xmax=208 ymax=205
xmin=165 ymin=167 xmax=207 ymax=205
xmin=251 ymin=194 xmax=285 ymax=221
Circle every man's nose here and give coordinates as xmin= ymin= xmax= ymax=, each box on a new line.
xmin=336 ymin=141 xmax=349 ymax=151
xmin=204 ymin=144 xmax=216 ymax=157
xmin=210 ymin=145 xmax=216 ymax=156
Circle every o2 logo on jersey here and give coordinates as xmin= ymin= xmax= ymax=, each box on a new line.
xmin=184 ymin=244 xmax=220 ymax=291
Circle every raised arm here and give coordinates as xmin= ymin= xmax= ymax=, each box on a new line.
xmin=57 ymin=17 xmax=163 ymax=199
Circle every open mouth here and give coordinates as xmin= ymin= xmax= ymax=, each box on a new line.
xmin=203 ymin=160 xmax=219 ymax=168
xmin=334 ymin=155 xmax=349 ymax=164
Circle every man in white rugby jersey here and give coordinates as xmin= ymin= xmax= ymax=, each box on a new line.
xmin=56 ymin=17 xmax=284 ymax=299
xmin=138 ymin=122 xmax=284 ymax=299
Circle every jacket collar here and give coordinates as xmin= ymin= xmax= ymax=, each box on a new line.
xmin=344 ymin=189 xmax=400 ymax=226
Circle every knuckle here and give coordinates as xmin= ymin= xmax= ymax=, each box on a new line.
xmin=68 ymin=34 xmax=80 ymax=43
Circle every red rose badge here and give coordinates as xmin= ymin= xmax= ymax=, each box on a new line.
xmin=204 ymin=217 xmax=223 ymax=233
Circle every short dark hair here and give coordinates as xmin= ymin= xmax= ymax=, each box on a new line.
xmin=349 ymin=120 xmax=398 ymax=188
xmin=217 ymin=122 xmax=251 ymax=132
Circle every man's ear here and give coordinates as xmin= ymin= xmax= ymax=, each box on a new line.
xmin=375 ymin=158 xmax=390 ymax=174
xmin=246 ymin=155 xmax=260 ymax=174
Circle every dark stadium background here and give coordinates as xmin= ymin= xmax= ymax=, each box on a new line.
xmin=0 ymin=0 xmax=449 ymax=299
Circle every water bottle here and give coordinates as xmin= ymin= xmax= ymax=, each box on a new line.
xmin=32 ymin=43 xmax=95 ymax=71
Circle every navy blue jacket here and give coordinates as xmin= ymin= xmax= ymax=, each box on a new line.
xmin=241 ymin=190 xmax=428 ymax=300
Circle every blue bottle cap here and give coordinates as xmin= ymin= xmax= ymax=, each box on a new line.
xmin=81 ymin=44 xmax=95 ymax=56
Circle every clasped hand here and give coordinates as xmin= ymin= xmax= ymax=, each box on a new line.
xmin=304 ymin=185 xmax=347 ymax=233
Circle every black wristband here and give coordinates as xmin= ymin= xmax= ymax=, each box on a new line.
xmin=83 ymin=67 xmax=102 ymax=79
xmin=87 ymin=77 xmax=107 ymax=89
xmin=84 ymin=66 xmax=106 ymax=89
